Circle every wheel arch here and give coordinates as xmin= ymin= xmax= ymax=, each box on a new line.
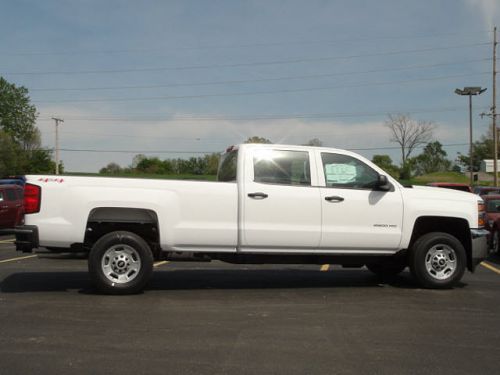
xmin=409 ymin=216 xmax=473 ymax=272
xmin=84 ymin=207 xmax=161 ymax=257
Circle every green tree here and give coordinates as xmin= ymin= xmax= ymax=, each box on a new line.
xmin=371 ymin=155 xmax=400 ymax=178
xmin=100 ymin=162 xmax=123 ymax=174
xmin=131 ymin=154 xmax=146 ymax=169
xmin=0 ymin=77 xmax=38 ymax=147
xmin=26 ymin=149 xmax=57 ymax=174
xmin=411 ymin=141 xmax=452 ymax=175
xmin=457 ymin=132 xmax=493 ymax=172
xmin=136 ymin=157 xmax=165 ymax=174
xmin=0 ymin=76 xmax=53 ymax=174
xmin=244 ymin=136 xmax=272 ymax=144
xmin=203 ymin=153 xmax=220 ymax=175
xmin=0 ymin=130 xmax=21 ymax=175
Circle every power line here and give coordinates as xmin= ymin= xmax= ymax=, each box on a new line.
xmin=40 ymin=131 xmax=232 ymax=141
xmin=58 ymin=148 xmax=216 ymax=154
xmin=38 ymin=142 xmax=469 ymax=155
xmin=32 ymin=72 xmax=491 ymax=104
xmin=29 ymin=58 xmax=491 ymax=93
xmin=2 ymin=42 xmax=490 ymax=76
xmin=36 ymin=105 xmax=486 ymax=123
xmin=1 ymin=31 xmax=491 ymax=56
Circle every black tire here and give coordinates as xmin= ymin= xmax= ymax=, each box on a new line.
xmin=88 ymin=231 xmax=154 ymax=295
xmin=366 ymin=261 xmax=406 ymax=277
xmin=409 ymin=232 xmax=466 ymax=289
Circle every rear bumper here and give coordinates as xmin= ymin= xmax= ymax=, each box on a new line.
xmin=470 ymin=228 xmax=489 ymax=271
xmin=0 ymin=225 xmax=39 ymax=253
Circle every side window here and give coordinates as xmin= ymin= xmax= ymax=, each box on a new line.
xmin=254 ymin=150 xmax=311 ymax=186
xmin=217 ymin=150 xmax=238 ymax=182
xmin=5 ymin=189 xmax=17 ymax=201
xmin=321 ymin=153 xmax=379 ymax=189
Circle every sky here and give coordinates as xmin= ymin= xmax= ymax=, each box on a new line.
xmin=1 ymin=0 xmax=500 ymax=172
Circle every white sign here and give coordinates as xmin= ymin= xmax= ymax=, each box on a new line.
xmin=325 ymin=164 xmax=356 ymax=183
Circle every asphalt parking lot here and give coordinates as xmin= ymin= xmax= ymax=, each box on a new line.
xmin=1 ymin=236 xmax=500 ymax=375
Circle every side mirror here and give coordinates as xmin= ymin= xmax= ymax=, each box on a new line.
xmin=376 ymin=174 xmax=391 ymax=191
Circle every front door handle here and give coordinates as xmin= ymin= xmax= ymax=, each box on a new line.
xmin=248 ymin=192 xmax=268 ymax=199
xmin=325 ymin=195 xmax=344 ymax=202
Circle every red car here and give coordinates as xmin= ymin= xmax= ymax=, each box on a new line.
xmin=483 ymin=194 xmax=500 ymax=253
xmin=0 ymin=184 xmax=24 ymax=229
xmin=473 ymin=186 xmax=500 ymax=196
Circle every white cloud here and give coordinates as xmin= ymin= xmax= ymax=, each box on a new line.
xmin=465 ymin=0 xmax=499 ymax=30
xmin=35 ymin=106 xmax=474 ymax=172
xmin=36 ymin=106 xmax=400 ymax=172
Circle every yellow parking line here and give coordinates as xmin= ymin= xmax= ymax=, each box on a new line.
xmin=0 ymin=254 xmax=37 ymax=264
xmin=154 ymin=260 xmax=169 ymax=268
xmin=320 ymin=264 xmax=330 ymax=272
xmin=0 ymin=239 xmax=15 ymax=244
xmin=481 ymin=261 xmax=500 ymax=275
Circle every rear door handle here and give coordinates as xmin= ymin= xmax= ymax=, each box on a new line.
xmin=248 ymin=192 xmax=268 ymax=199
xmin=325 ymin=195 xmax=344 ymax=202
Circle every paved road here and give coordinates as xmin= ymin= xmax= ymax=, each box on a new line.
xmin=1 ymin=235 xmax=500 ymax=375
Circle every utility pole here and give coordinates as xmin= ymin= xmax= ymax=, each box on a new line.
xmin=481 ymin=27 xmax=498 ymax=186
xmin=493 ymin=26 xmax=498 ymax=186
xmin=51 ymin=117 xmax=64 ymax=175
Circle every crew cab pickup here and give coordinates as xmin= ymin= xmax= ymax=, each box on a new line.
xmin=11 ymin=144 xmax=489 ymax=294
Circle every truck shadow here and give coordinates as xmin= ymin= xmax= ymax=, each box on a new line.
xmin=0 ymin=269 xmax=463 ymax=293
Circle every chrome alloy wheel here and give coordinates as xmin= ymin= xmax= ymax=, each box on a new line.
xmin=425 ymin=244 xmax=457 ymax=280
xmin=101 ymin=244 xmax=142 ymax=284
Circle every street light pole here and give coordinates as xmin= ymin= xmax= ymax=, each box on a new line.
xmin=455 ymin=87 xmax=487 ymax=186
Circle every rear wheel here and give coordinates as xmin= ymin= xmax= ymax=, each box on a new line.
xmin=89 ymin=231 xmax=153 ymax=294
xmin=409 ymin=232 xmax=466 ymax=289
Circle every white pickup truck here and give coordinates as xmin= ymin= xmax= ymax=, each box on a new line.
xmin=11 ymin=143 xmax=488 ymax=294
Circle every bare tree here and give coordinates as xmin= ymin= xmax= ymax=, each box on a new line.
xmin=385 ymin=114 xmax=435 ymax=164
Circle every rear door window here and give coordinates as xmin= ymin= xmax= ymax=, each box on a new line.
xmin=253 ymin=150 xmax=311 ymax=186
xmin=5 ymin=189 xmax=17 ymax=201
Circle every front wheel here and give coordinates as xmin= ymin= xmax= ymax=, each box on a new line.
xmin=89 ymin=231 xmax=154 ymax=294
xmin=409 ymin=232 xmax=466 ymax=289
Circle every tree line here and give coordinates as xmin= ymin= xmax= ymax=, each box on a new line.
xmin=100 ymin=137 xmax=327 ymax=176
xmin=100 ymin=122 xmax=463 ymax=180
xmin=100 ymin=153 xmax=221 ymax=176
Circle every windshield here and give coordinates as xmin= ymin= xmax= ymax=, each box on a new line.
xmin=486 ymin=199 xmax=500 ymax=213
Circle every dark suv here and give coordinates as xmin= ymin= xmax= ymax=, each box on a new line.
xmin=0 ymin=184 xmax=24 ymax=229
